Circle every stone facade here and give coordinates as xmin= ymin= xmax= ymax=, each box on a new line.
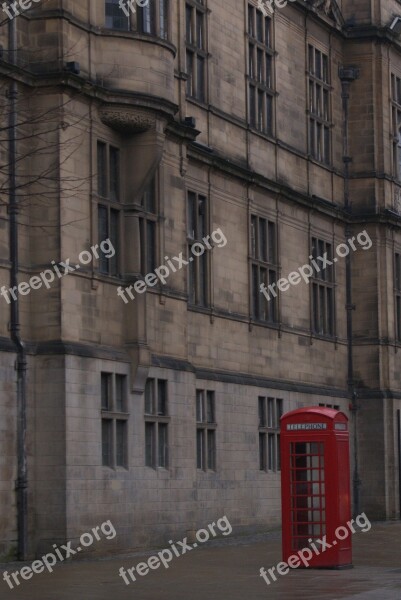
xmin=1 ymin=0 xmax=401 ymax=558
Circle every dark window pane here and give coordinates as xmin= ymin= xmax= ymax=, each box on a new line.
xmin=98 ymin=205 xmax=109 ymax=273
xmin=259 ymin=432 xmax=266 ymax=470
xmin=207 ymin=430 xmax=216 ymax=470
xmin=158 ymin=423 xmax=168 ymax=467
xmin=109 ymin=146 xmax=119 ymax=201
xmin=258 ymin=397 xmax=266 ymax=427
xmin=196 ymin=10 xmax=203 ymax=49
xmin=186 ymin=51 xmax=194 ymax=96
xmin=276 ymin=399 xmax=283 ymax=424
xmin=145 ymin=422 xmax=154 ymax=467
xmin=140 ymin=3 xmax=155 ymax=33
xmin=268 ymin=221 xmax=275 ymax=263
xmin=142 ymin=177 xmax=156 ymax=213
xmin=102 ymin=419 xmax=112 ymax=467
xmin=157 ymin=380 xmax=167 ymax=415
xmin=308 ymin=45 xmax=314 ymax=73
xmin=198 ymin=196 xmax=206 ymax=238
xmin=248 ymin=4 xmax=254 ymax=36
xmin=206 ymin=391 xmax=214 ymax=423
xmin=188 ymin=244 xmax=196 ymax=303
xmin=186 ymin=4 xmax=193 ymax=42
xmin=265 ymin=18 xmax=271 ymax=47
xmin=256 ymin=10 xmax=263 ymax=42
xmin=259 ymin=218 xmax=267 ymax=261
xmin=249 ymin=85 xmax=256 ymax=127
xmin=266 ymin=54 xmax=272 ymax=88
xmin=258 ymin=90 xmax=264 ymax=131
xmin=105 ymin=0 xmax=130 ymax=30
xmin=145 ymin=379 xmax=154 ymax=414
xmin=266 ymin=94 xmax=273 ymax=136
xmin=187 ymin=191 xmax=196 ymax=238
xmin=159 ymin=0 xmax=168 ymax=39
xmin=268 ymin=269 xmax=277 ymax=322
xmin=115 ymin=375 xmax=125 ymax=412
xmin=97 ymin=142 xmax=107 ymax=197
xmin=198 ymin=252 xmax=207 ymax=306
xmin=252 ymin=264 xmax=259 ymax=318
xmin=249 ymin=43 xmax=254 ymax=78
xmin=268 ymin=433 xmax=275 ymax=470
xmin=196 ymin=55 xmax=205 ymax=102
xmin=110 ymin=209 xmax=119 ymax=275
xmin=268 ymin=398 xmax=274 ymax=428
xmin=146 ymin=221 xmax=156 ymax=273
xmin=251 ymin=215 xmax=257 ymax=258
xmin=101 ymin=372 xmax=111 ymax=410
xmin=257 ymin=48 xmax=263 ymax=83
xmin=197 ymin=429 xmax=204 ymax=469
xmin=116 ymin=420 xmax=126 ymax=467
xmin=196 ymin=390 xmax=203 ymax=422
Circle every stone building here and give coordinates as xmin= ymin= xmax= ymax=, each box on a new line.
xmin=1 ymin=0 xmax=401 ymax=558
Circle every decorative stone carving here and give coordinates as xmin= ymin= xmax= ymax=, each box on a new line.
xmin=310 ymin=0 xmax=333 ymax=15
xmin=99 ymin=105 xmax=155 ymax=133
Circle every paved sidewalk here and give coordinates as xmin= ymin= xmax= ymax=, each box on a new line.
xmin=1 ymin=522 xmax=401 ymax=599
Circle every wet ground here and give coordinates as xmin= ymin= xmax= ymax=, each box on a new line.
xmin=1 ymin=521 xmax=400 ymax=599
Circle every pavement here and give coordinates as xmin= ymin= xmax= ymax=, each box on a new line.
xmin=1 ymin=521 xmax=401 ymax=599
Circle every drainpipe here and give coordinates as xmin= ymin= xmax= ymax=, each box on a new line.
xmin=8 ymin=16 xmax=28 ymax=560
xmin=339 ymin=66 xmax=360 ymax=517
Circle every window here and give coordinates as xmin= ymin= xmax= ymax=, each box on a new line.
xmin=105 ymin=0 xmax=130 ymax=30
xmin=105 ymin=0 xmax=169 ymax=39
xmin=318 ymin=403 xmax=340 ymax=410
xmin=185 ymin=1 xmax=207 ymax=102
xmin=139 ymin=177 xmax=158 ymax=274
xmin=395 ymin=253 xmax=401 ymax=341
xmin=308 ymin=45 xmax=330 ymax=164
xmin=144 ymin=379 xmax=169 ymax=468
xmin=196 ymin=390 xmax=216 ymax=470
xmin=101 ymin=372 xmax=128 ymax=468
xmin=97 ymin=141 xmax=120 ymax=276
xmin=187 ymin=191 xmax=208 ymax=306
xmin=250 ymin=215 xmax=277 ymax=322
xmin=247 ymin=4 xmax=274 ymax=135
xmin=259 ymin=397 xmax=282 ymax=472
xmin=311 ymin=238 xmax=334 ymax=336
xmin=391 ymin=75 xmax=401 ymax=179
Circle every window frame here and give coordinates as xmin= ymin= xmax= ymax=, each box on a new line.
xmin=196 ymin=389 xmax=217 ymax=471
xmin=258 ymin=396 xmax=282 ymax=472
xmin=307 ymin=44 xmax=331 ymax=165
xmin=139 ymin=175 xmax=158 ymax=276
xmin=144 ymin=378 xmax=170 ymax=469
xmin=395 ymin=252 xmax=401 ymax=341
xmin=185 ymin=0 xmax=207 ymax=103
xmin=97 ymin=140 xmax=121 ymax=277
xmin=391 ymin=74 xmax=401 ymax=180
xmin=310 ymin=237 xmax=335 ymax=337
xmin=101 ymin=372 xmax=129 ymax=469
xmin=247 ymin=3 xmax=274 ymax=136
xmin=187 ymin=190 xmax=209 ymax=307
xmin=105 ymin=0 xmax=170 ymax=39
xmin=250 ymin=214 xmax=278 ymax=323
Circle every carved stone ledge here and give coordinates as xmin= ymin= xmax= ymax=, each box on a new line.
xmin=99 ymin=105 xmax=156 ymax=133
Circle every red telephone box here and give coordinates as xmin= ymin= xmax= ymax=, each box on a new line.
xmin=280 ymin=407 xmax=352 ymax=568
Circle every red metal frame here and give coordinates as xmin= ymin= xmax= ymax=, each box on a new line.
xmin=280 ymin=407 xmax=352 ymax=568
